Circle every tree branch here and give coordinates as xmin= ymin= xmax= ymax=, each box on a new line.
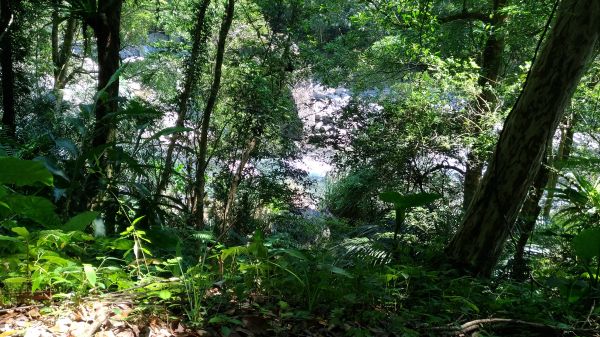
xmin=424 ymin=164 xmax=466 ymax=176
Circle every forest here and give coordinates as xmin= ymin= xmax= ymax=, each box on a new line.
xmin=0 ymin=0 xmax=599 ymax=336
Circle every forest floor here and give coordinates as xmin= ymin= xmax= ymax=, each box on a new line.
xmin=0 ymin=294 xmax=388 ymax=337
xmin=2 ymin=296 xmax=600 ymax=337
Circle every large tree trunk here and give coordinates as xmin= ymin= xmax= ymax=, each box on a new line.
xmin=0 ymin=0 xmax=16 ymax=138
xmin=192 ymin=0 xmax=235 ymax=228
xmin=446 ymin=0 xmax=600 ymax=277
xmin=462 ymin=0 xmax=507 ymax=210
xmin=154 ymin=0 xmax=211 ymax=205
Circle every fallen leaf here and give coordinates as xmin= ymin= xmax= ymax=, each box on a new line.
xmin=0 ymin=330 xmax=19 ymax=337
xmin=27 ymin=307 xmax=41 ymax=318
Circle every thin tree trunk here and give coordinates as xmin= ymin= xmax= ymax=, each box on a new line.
xmin=221 ymin=138 xmax=258 ymax=232
xmin=0 ymin=0 xmax=16 ymax=138
xmin=52 ymin=2 xmax=78 ymax=112
xmin=446 ymin=0 xmax=600 ymax=277
xmin=511 ymin=151 xmax=549 ymax=281
xmin=52 ymin=1 xmax=78 ymax=90
xmin=192 ymin=0 xmax=235 ymax=228
xmin=462 ymin=0 xmax=507 ymax=210
xmin=83 ymin=0 xmax=123 ymax=233
xmin=154 ymin=0 xmax=211 ymax=203
xmin=541 ymin=112 xmax=577 ymax=220
xmin=90 ymin=0 xmax=122 ymax=151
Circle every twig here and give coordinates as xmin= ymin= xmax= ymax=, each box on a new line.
xmin=0 ymin=304 xmax=42 ymax=314
xmin=586 ymin=300 xmax=596 ymax=324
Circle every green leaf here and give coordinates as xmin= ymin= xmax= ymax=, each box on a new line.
xmin=3 ymin=195 xmax=61 ymax=227
xmin=64 ymin=211 xmax=99 ymax=232
xmin=573 ymin=228 xmax=600 ymax=260
xmin=11 ymin=227 xmax=29 ymax=238
xmin=221 ymin=246 xmax=247 ymax=261
xmin=276 ymin=248 xmax=307 ymax=260
xmin=0 ymin=157 xmax=53 ymax=186
xmin=54 ymin=138 xmax=80 ymax=157
xmin=157 ymin=290 xmax=172 ymax=300
xmin=38 ymin=156 xmax=70 ymax=181
xmin=83 ymin=264 xmax=97 ymax=287
xmin=131 ymin=216 xmax=146 ymax=227
xmin=110 ymin=238 xmax=134 ymax=250
xmin=0 ymin=234 xmax=21 ymax=242
xmin=3 ymin=277 xmax=28 ymax=285
xmin=327 ymin=265 xmax=353 ymax=278
xmin=209 ymin=314 xmax=242 ymax=325
xmin=191 ymin=230 xmax=215 ymax=243
xmin=380 ymin=191 xmax=441 ymax=209
xmin=40 ymin=255 xmax=71 ymax=266
xmin=31 ymin=270 xmax=43 ymax=293
xmin=379 ymin=191 xmax=403 ymax=204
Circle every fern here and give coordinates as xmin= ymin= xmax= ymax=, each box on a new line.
xmin=0 ymin=128 xmax=18 ymax=157
xmin=334 ymin=224 xmax=398 ymax=266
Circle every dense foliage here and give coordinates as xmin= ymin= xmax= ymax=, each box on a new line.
xmin=0 ymin=0 xmax=600 ymax=336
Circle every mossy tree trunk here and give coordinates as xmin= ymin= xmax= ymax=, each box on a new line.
xmin=446 ymin=0 xmax=600 ymax=277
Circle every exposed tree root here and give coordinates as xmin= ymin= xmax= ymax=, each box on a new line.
xmin=430 ymin=318 xmax=599 ymax=336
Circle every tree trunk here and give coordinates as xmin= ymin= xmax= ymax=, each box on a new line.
xmin=541 ymin=112 xmax=577 ymax=220
xmin=83 ymin=0 xmax=123 ymax=233
xmin=90 ymin=0 xmax=122 ymax=152
xmin=446 ymin=0 xmax=600 ymax=277
xmin=52 ymin=2 xmax=78 ymax=91
xmin=221 ymin=138 xmax=258 ymax=232
xmin=462 ymin=0 xmax=507 ymax=210
xmin=154 ymin=0 xmax=211 ymax=204
xmin=511 ymin=151 xmax=549 ymax=281
xmin=0 ymin=0 xmax=16 ymax=138
xmin=192 ymin=0 xmax=235 ymax=228
xmin=52 ymin=2 xmax=78 ymax=112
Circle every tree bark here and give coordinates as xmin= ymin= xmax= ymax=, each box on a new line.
xmin=446 ymin=0 xmax=600 ymax=277
xmin=0 ymin=0 xmax=16 ymax=138
xmin=52 ymin=2 xmax=78 ymax=113
xmin=83 ymin=0 xmax=123 ymax=231
xmin=89 ymin=0 xmax=122 ymax=151
xmin=462 ymin=0 xmax=507 ymax=210
xmin=192 ymin=0 xmax=235 ymax=228
xmin=154 ymin=0 xmax=211 ymax=203
xmin=52 ymin=2 xmax=78 ymax=91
